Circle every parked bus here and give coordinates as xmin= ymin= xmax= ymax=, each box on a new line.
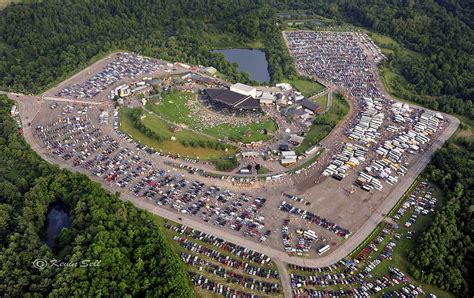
xmin=317 ymin=244 xmax=330 ymax=255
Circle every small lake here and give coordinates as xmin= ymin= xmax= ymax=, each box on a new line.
xmin=42 ymin=202 xmax=71 ymax=249
xmin=212 ymin=49 xmax=270 ymax=83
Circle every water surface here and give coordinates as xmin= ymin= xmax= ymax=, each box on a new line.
xmin=42 ymin=203 xmax=71 ymax=249
xmin=212 ymin=48 xmax=270 ymax=83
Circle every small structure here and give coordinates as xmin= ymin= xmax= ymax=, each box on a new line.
xmin=260 ymin=92 xmax=275 ymax=105
xmin=281 ymin=150 xmax=297 ymax=165
xmin=114 ymin=84 xmax=131 ymax=97
xmin=276 ymin=83 xmax=292 ymax=91
xmin=289 ymin=134 xmax=305 ymax=146
xmin=241 ymin=151 xmax=260 ymax=158
xmin=230 ymin=83 xmax=257 ymax=98
xmin=203 ymin=66 xmax=217 ymax=75
xmin=299 ymin=98 xmax=323 ymax=114
xmin=275 ymin=93 xmax=287 ymax=106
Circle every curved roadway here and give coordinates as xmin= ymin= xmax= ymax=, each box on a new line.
xmin=9 ymin=57 xmax=459 ymax=297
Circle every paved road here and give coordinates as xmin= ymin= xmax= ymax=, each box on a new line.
xmin=43 ymin=96 xmax=104 ymax=105
xmin=8 ymin=40 xmax=460 ymax=297
xmin=13 ymin=87 xmax=457 ymax=298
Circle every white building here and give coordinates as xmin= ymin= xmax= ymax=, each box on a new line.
xmin=230 ymin=83 xmax=257 ymax=98
xmin=260 ymin=92 xmax=275 ymax=105
xmin=113 ymin=84 xmax=130 ymax=97
xmin=276 ymin=83 xmax=292 ymax=91
xmin=203 ymin=66 xmax=217 ymax=75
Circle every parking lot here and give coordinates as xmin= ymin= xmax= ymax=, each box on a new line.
xmin=288 ymin=180 xmax=441 ymax=297
xmin=12 ymin=40 xmax=459 ymax=296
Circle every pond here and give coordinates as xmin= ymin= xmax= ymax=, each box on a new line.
xmin=212 ymin=48 xmax=270 ymax=83
xmin=42 ymin=202 xmax=71 ymax=249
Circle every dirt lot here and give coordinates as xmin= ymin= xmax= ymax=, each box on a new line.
xmin=10 ymin=51 xmax=459 ymax=261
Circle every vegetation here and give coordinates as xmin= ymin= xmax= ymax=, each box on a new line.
xmin=295 ymin=93 xmax=349 ymax=154
xmin=256 ymin=165 xmax=271 ymax=175
xmin=0 ymin=0 xmax=297 ymax=94
xmin=315 ymin=93 xmax=328 ymax=108
xmin=145 ymin=92 xmax=196 ymax=128
xmin=0 ymin=95 xmax=192 ymax=296
xmin=215 ymin=157 xmax=239 ymax=172
xmin=205 ymin=119 xmax=277 ymax=144
xmin=120 ymin=107 xmax=235 ymax=160
xmin=283 ymin=77 xmax=325 ymax=97
xmin=0 ymin=0 xmax=473 ymax=295
xmin=284 ymin=0 xmax=473 ymax=119
xmin=146 ymin=92 xmax=277 ymax=143
xmin=409 ymin=138 xmax=474 ymax=296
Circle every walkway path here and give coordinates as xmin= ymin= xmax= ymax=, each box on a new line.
xmin=42 ymin=96 xmax=104 ymax=105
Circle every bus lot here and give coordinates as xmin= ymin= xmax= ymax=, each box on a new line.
xmin=22 ymin=41 xmax=458 ymax=260
xmin=11 ymin=37 xmax=459 ymax=296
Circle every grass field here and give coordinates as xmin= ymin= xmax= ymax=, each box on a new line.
xmin=146 ymin=91 xmax=277 ymax=143
xmin=314 ymin=93 xmax=328 ymax=108
xmin=205 ymin=119 xmax=277 ymax=143
xmin=295 ymin=94 xmax=349 ymax=154
xmin=368 ymin=185 xmax=454 ymax=298
xmin=283 ymin=78 xmax=325 ymax=97
xmin=145 ymin=92 xmax=196 ymax=127
xmin=256 ymin=165 xmax=271 ymax=175
xmin=119 ymin=107 xmax=235 ymax=160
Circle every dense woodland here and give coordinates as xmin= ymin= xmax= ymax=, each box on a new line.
xmin=0 ymin=0 xmax=473 ymax=295
xmin=0 ymin=0 xmax=471 ymax=118
xmin=0 ymin=95 xmax=192 ymax=296
xmin=408 ymin=138 xmax=474 ymax=296
xmin=283 ymin=0 xmax=474 ymax=118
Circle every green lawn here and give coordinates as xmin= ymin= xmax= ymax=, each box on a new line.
xmin=294 ymin=94 xmax=349 ymax=154
xmin=119 ymin=107 xmax=235 ymax=160
xmin=283 ymin=78 xmax=325 ymax=97
xmin=315 ymin=93 xmax=328 ymax=108
xmin=145 ymin=92 xmax=196 ymax=127
xmin=369 ymin=185 xmax=454 ymax=298
xmin=205 ymin=119 xmax=277 ymax=143
xmin=256 ymin=165 xmax=271 ymax=175
xmin=146 ymin=91 xmax=277 ymax=143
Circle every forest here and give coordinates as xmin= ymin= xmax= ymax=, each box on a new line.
xmin=1 ymin=0 xmax=471 ymax=119
xmin=408 ymin=138 xmax=474 ymax=296
xmin=0 ymin=0 xmax=473 ymax=295
xmin=0 ymin=95 xmax=192 ymax=296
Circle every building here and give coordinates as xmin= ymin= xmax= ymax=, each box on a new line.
xmin=276 ymin=83 xmax=292 ymax=91
xmin=275 ymin=93 xmax=287 ymax=106
xmin=131 ymin=85 xmax=151 ymax=95
xmin=204 ymin=89 xmax=261 ymax=111
xmin=299 ymin=98 xmax=323 ymax=114
xmin=281 ymin=150 xmax=297 ymax=165
xmin=203 ymin=66 xmax=217 ymax=75
xmin=114 ymin=84 xmax=131 ymax=97
xmin=230 ymin=83 xmax=257 ymax=98
xmin=260 ymin=92 xmax=275 ymax=105
xmin=289 ymin=135 xmax=304 ymax=146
